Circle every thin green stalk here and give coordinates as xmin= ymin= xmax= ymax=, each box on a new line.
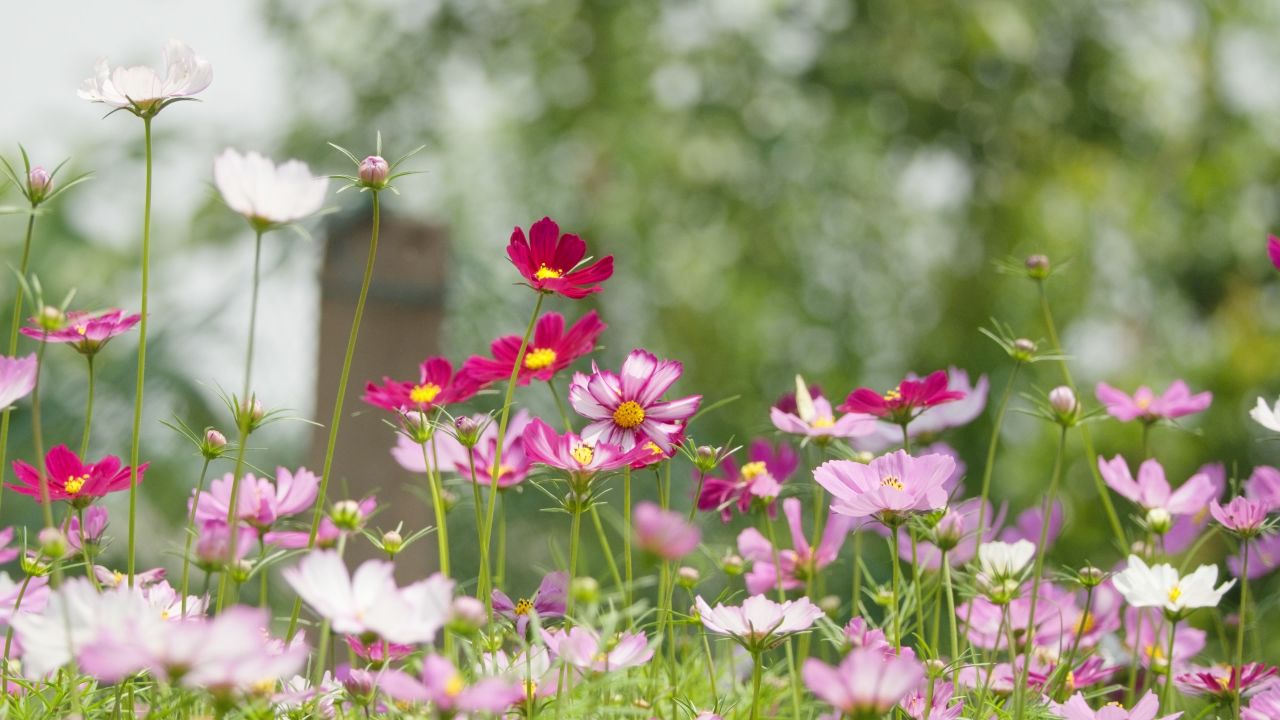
xmin=1161 ymin=618 xmax=1178 ymax=714
xmin=0 ymin=211 xmax=37 ymax=518
xmin=890 ymin=528 xmax=903 ymax=650
xmin=1048 ymin=584 xmax=1094 ymax=698
xmin=764 ymin=515 xmax=803 ymax=718
xmin=214 ymin=424 xmax=253 ymax=612
xmin=748 ymin=651 xmax=763 ymax=720
xmin=31 ymin=339 xmax=52 ymax=529
xmin=624 ymin=466 xmax=633 ymax=609
xmin=941 ymin=553 xmax=959 ymax=685
xmin=467 ymin=448 xmax=493 ymax=610
xmin=126 ymin=116 xmax=154 ymax=587
xmin=1142 ymin=422 xmax=1151 ymax=460
xmin=565 ymin=502 xmax=584 ymax=620
xmin=288 ymin=191 xmax=381 ymax=641
xmin=972 ymin=364 xmax=1020 ymax=560
xmin=1233 ymin=541 xmax=1250 ymax=720
xmin=77 ymin=507 xmax=102 ymax=593
xmin=901 ymin=421 xmax=911 ymax=454
xmin=911 ymin=528 xmax=926 ymax=649
xmin=589 ymin=505 xmax=624 ymax=594
xmin=1 ymin=573 xmax=34 ymax=693
xmin=497 ymin=493 xmax=507 ymax=586
xmin=851 ymin=531 xmax=863 ymax=615
xmin=243 ymin=230 xmax=264 ymax=400
xmin=688 ymin=470 xmax=705 ymax=524
xmin=79 ymin=355 xmax=95 ymax=457
xmin=429 ymin=435 xmax=451 ymax=583
xmin=179 ymin=457 xmax=212 ymax=616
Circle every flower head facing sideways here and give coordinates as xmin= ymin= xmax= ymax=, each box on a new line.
xmin=1252 ymin=395 xmax=1280 ymax=433
xmin=9 ymin=445 xmax=147 ymax=508
xmin=698 ymin=438 xmax=799 ymax=522
xmin=521 ymin=418 xmax=648 ymax=484
xmin=738 ymin=497 xmax=851 ymax=595
xmin=541 ymin=626 xmax=654 ymax=673
xmin=364 ymin=356 xmax=479 ymax=415
xmin=191 ymin=467 xmax=319 ymax=533
xmin=462 ymin=311 xmax=606 ymax=387
xmin=1210 ymin=496 xmax=1270 ymax=538
xmin=214 ymin=149 xmax=328 ymax=230
xmin=1175 ymin=663 xmax=1278 ymax=700
xmin=839 ymin=369 xmax=965 ymax=425
xmin=78 ymin=40 xmax=211 ymax=116
xmin=22 ymin=310 xmax=139 ymax=356
xmin=1097 ymin=456 xmax=1217 ymax=533
xmin=1244 ymin=684 xmax=1280 ymax=720
xmin=771 ymin=376 xmax=876 ymax=441
xmin=1055 ymin=690 xmax=1181 ymax=720
xmin=852 ymin=367 xmax=989 ymax=452
xmin=568 ymin=349 xmax=701 ymax=452
xmin=633 ymin=502 xmax=700 ymax=560
xmin=379 ymin=655 xmax=525 ymax=712
xmin=0 ymin=354 xmax=36 ymax=410
xmin=1095 ymin=380 xmax=1211 ymax=424
xmin=695 ymin=594 xmax=822 ymax=652
xmin=803 ymin=648 xmax=925 ymax=717
xmin=507 ymin=216 xmax=614 ymax=298
xmin=814 ymin=450 xmax=954 ymax=525
xmin=1112 ymin=555 xmax=1234 ymax=620
xmin=492 ymin=570 xmax=567 ymax=636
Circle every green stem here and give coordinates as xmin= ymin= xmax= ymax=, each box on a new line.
xmin=565 ymin=502 xmax=584 ymax=620
xmin=1233 ymin=542 xmax=1249 ymax=719
xmin=589 ymin=505 xmax=624 ymax=595
xmin=80 ymin=356 xmax=95 ymax=458
xmin=243 ymin=230 xmax=264 ymax=401
xmin=1048 ymin=584 xmax=1093 ymax=699
xmin=972 ymin=364 xmax=1020 ymax=561
xmin=288 ymin=190 xmax=381 ymax=641
xmin=0 ymin=212 xmax=37 ymax=519
xmin=764 ymin=515 xmax=803 ymax=718
xmin=1142 ymin=422 xmax=1152 ymax=460
xmin=31 ymin=339 xmax=52 ymax=529
xmin=901 ymin=421 xmax=911 ymax=454
xmin=127 ymin=116 xmax=154 ymax=587
xmin=77 ymin=507 xmax=102 ymax=593
xmin=179 ymin=457 xmax=212 ymax=616
xmin=214 ymin=422 xmax=252 ymax=612
xmin=2 ymin=573 xmax=35 ymax=694
xmin=890 ymin=527 xmax=903 ymax=650
xmin=911 ymin=528 xmax=926 ymax=650
xmin=942 ymin=553 xmax=958 ymax=685
xmin=748 ymin=651 xmax=763 ymax=720
xmin=429 ymin=436 xmax=451 ymax=583
xmin=623 ymin=466 xmax=633 ymax=610
xmin=1161 ymin=618 xmax=1178 ymax=714
xmin=851 ymin=530 xmax=863 ymax=615
xmin=468 ymin=447 xmax=493 ymax=612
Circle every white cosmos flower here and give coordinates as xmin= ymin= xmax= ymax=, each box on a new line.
xmin=78 ymin=40 xmax=212 ymax=113
xmin=1250 ymin=396 xmax=1280 ymax=433
xmin=214 ymin=149 xmax=328 ymax=228
xmin=977 ymin=539 xmax=1036 ymax=580
xmin=695 ymin=594 xmax=822 ymax=651
xmin=1112 ymin=554 xmax=1234 ymax=618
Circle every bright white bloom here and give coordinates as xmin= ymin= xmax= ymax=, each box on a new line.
xmin=1112 ymin=554 xmax=1234 ymax=618
xmin=1250 ymin=396 xmax=1280 ymax=433
xmin=695 ymin=594 xmax=822 ymax=651
xmin=977 ymin=539 xmax=1035 ymax=580
xmin=213 ymin=149 xmax=328 ymax=228
xmin=283 ymin=551 xmax=453 ymax=644
xmin=78 ymin=40 xmax=211 ymax=113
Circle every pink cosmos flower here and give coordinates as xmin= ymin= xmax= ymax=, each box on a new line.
xmin=521 ymin=418 xmax=649 ymax=477
xmin=567 ymin=349 xmax=701 ymax=452
xmin=193 ymin=519 xmax=256 ymax=569
xmin=542 ymin=626 xmax=654 ymax=672
xmin=844 ymin=618 xmax=897 ymax=658
xmin=853 ymin=368 xmax=989 ymax=452
xmin=1054 ymin=690 xmax=1180 ymax=720
xmin=264 ymin=497 xmax=376 ymax=549
xmin=771 ymin=378 xmax=876 ymax=441
xmin=9 ymin=445 xmax=146 ymax=506
xmin=380 ymin=655 xmax=525 ymax=712
xmin=697 ymin=439 xmax=799 ymax=522
xmin=0 ymin=527 xmax=20 ymax=565
xmin=191 ymin=467 xmax=318 ymax=534
xmin=1125 ymin=607 xmax=1206 ymax=674
xmin=1176 ymin=663 xmax=1279 ymax=701
xmin=78 ymin=40 xmax=212 ymax=114
xmin=392 ymin=411 xmax=532 ymax=489
xmin=506 ymin=216 xmax=614 ymax=299
xmin=737 ymin=497 xmax=850 ymax=595
xmin=67 ymin=506 xmax=109 ymax=554
xmin=1095 ymin=380 xmax=1211 ymax=423
xmin=960 ymin=583 xmax=1084 ymax=652
xmin=902 ymin=681 xmax=964 ymax=720
xmin=1244 ymin=684 xmax=1280 ymax=720
xmin=345 ymin=636 xmax=414 ymax=666
xmin=1229 ymin=534 xmax=1280 ymax=579
xmin=802 ymin=648 xmax=925 ymax=717
xmin=633 ymin=502 xmax=700 ymax=560
xmin=1246 ymin=465 xmax=1280 ymax=510
xmin=839 ymin=369 xmax=965 ymax=425
xmin=479 ymin=647 xmax=559 ymax=698
xmin=492 ymin=570 xmax=567 ymax=636
xmin=21 ymin=309 xmax=139 ymax=356
xmin=695 ymin=594 xmax=823 ymax=651
xmin=1097 ymin=456 xmax=1217 ymax=525
xmin=461 ymin=311 xmax=606 ymax=386
xmin=363 ymin=356 xmax=479 ymax=414
xmin=1210 ymin=497 xmax=1270 ymax=537
xmin=0 ymin=354 xmax=36 ymax=409
xmin=814 ymin=450 xmax=954 ymax=524
xmin=1269 ymin=235 xmax=1280 ymax=271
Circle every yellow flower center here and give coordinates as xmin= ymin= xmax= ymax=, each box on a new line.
xmin=409 ymin=383 xmax=442 ymax=404
xmin=1076 ymin=612 xmax=1096 ymax=635
xmin=1105 ymin=701 xmax=1124 ymax=708
xmin=613 ymin=401 xmax=646 ymax=429
xmin=534 ymin=264 xmax=562 ymax=280
xmin=811 ymin=416 xmax=834 ymax=428
xmin=524 ymin=680 xmax=538 ymax=697
xmin=445 ymin=674 xmax=465 ymax=697
xmin=250 ymin=678 xmax=276 ymax=695
xmin=75 ymin=326 xmax=87 ymax=336
xmin=1137 ymin=396 xmax=1151 ymax=409
xmin=1066 ymin=671 xmax=1077 ymax=692
xmin=741 ymin=461 xmax=768 ymax=481
xmin=1167 ymin=584 xmax=1182 ymax=604
xmin=571 ymin=443 xmax=595 ymax=466
xmin=643 ymin=441 xmax=662 ymax=456
xmin=112 ymin=571 xmax=124 ymax=586
xmin=1215 ymin=675 xmax=1232 ymax=691
xmin=524 ymin=348 xmax=558 ymax=370
xmin=64 ymin=473 xmax=90 ymax=495
xmin=514 ymin=598 xmax=534 ymax=615
xmin=880 ymin=475 xmax=904 ymax=491
xmin=1145 ymin=644 xmax=1164 ymax=661
xmin=884 ymin=387 xmax=902 ymax=402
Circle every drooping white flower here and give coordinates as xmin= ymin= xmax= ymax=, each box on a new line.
xmin=213 ymin=149 xmax=328 ymax=229
xmin=78 ymin=40 xmax=212 ymax=114
xmin=1250 ymin=396 xmax=1280 ymax=433
xmin=1112 ymin=554 xmax=1234 ymax=618
xmin=977 ymin=539 xmax=1035 ymax=580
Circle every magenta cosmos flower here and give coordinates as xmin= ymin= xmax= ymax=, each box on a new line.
xmin=803 ymin=648 xmax=925 ymax=717
xmin=22 ymin=309 xmax=139 ymax=356
xmin=1095 ymin=380 xmax=1211 ymax=423
xmin=1055 ymin=690 xmax=1180 ymax=720
xmin=1176 ymin=663 xmax=1278 ymax=700
xmin=1097 ymin=456 xmax=1217 ymax=532
xmin=567 ymin=349 xmax=701 ymax=452
xmin=380 ymin=655 xmax=525 ymax=712
xmin=9 ymin=445 xmax=146 ymax=507
xmin=698 ymin=438 xmax=799 ymax=522
xmin=492 ymin=570 xmax=567 ymax=636
xmin=507 ymin=216 xmax=614 ymax=299
xmin=853 ymin=367 xmax=989 ymax=452
xmin=363 ymin=356 xmax=478 ymax=414
xmin=738 ymin=497 xmax=851 ymax=595
xmin=0 ymin=354 xmax=36 ymax=410
xmin=839 ymin=369 xmax=965 ymax=425
xmin=814 ymin=450 xmax=954 ymax=524
xmin=461 ymin=311 xmax=606 ymax=387
xmin=633 ymin=502 xmax=700 ymax=560
xmin=191 ymin=467 xmax=318 ymax=534
xmin=1269 ymin=235 xmax=1280 ymax=271
xmin=522 ymin=418 xmax=648 ymax=478
xmin=1210 ymin=496 xmax=1270 ymax=537
xmin=695 ymin=594 xmax=822 ymax=652
xmin=771 ymin=378 xmax=876 ymax=441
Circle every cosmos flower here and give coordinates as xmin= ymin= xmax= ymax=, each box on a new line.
xmin=21 ymin=310 xmax=139 ymax=356
xmin=364 ymin=357 xmax=479 ymax=414
xmin=461 ymin=311 xmax=606 ymax=386
xmin=542 ymin=626 xmax=654 ymax=672
xmin=392 ymin=411 xmax=533 ymax=489
xmin=695 ymin=594 xmax=822 ymax=652
xmin=1210 ymin=496 xmax=1270 ymax=538
xmin=1251 ymin=396 xmax=1280 ymax=433
xmin=802 ymin=648 xmax=925 ymax=717
xmin=738 ymin=498 xmax=851 ymax=595
xmin=492 ymin=571 xmax=567 ymax=636
xmin=839 ymin=370 xmax=965 ymax=425
xmin=1244 ymin=684 xmax=1280 ymax=720
xmin=380 ymin=655 xmax=525 ymax=712
xmin=11 ymin=579 xmax=150 ymax=677
xmin=1095 ymin=380 xmax=1211 ymax=424
xmin=901 ymin=681 xmax=965 ymax=720
xmin=67 ymin=506 xmax=109 ymax=554
xmin=1054 ymin=690 xmax=1180 ymax=720
xmin=506 ymin=217 xmax=614 ymax=298
xmin=853 ymin=368 xmax=989 ymax=452
xmin=977 ymin=540 xmax=1035 ymax=581
xmin=78 ymin=40 xmax=212 ymax=115
xmin=1097 ymin=456 xmax=1217 ymax=533
xmin=567 ymin=349 xmax=701 ymax=452
xmin=1175 ymin=663 xmax=1278 ymax=700
xmin=263 ymin=497 xmax=376 ymax=550
xmin=213 ymin=149 xmax=328 ymax=229
xmin=191 ymin=467 xmax=318 ymax=533
xmin=9 ymin=445 xmax=146 ymax=506
xmin=1112 ymin=555 xmax=1234 ymax=619
xmin=1269 ymin=235 xmax=1280 ymax=271
xmin=521 ymin=418 xmax=649 ymax=478
xmin=771 ymin=377 xmax=876 ymax=441
xmin=697 ymin=438 xmax=799 ymax=522
xmin=633 ymin=502 xmax=700 ymax=560
xmin=0 ymin=354 xmax=36 ymax=410
xmin=814 ymin=450 xmax=954 ymax=524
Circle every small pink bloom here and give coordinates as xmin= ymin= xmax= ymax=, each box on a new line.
xmin=633 ymin=502 xmax=700 ymax=560
xmin=1244 ymin=684 xmax=1280 ymax=720
xmin=542 ymin=626 xmax=653 ymax=672
xmin=697 ymin=439 xmax=798 ymax=522
xmin=1245 ymin=465 xmax=1280 ymax=511
xmin=1270 ymin=235 xmax=1280 ymax=271
xmin=695 ymin=594 xmax=822 ymax=651
xmin=738 ymin=497 xmax=850 ymax=594
xmin=1229 ymin=533 xmax=1280 ymax=579
xmin=1097 ymin=456 xmax=1217 ymax=518
xmin=1210 ymin=497 xmax=1269 ymax=536
xmin=802 ymin=648 xmax=925 ymax=716
xmin=0 ymin=354 xmax=36 ymax=409
xmin=1094 ymin=380 xmax=1211 ymax=423
xmin=1125 ymin=607 xmax=1205 ymax=674
xmin=380 ymin=655 xmax=525 ymax=712
xmin=506 ymin=217 xmax=614 ymax=299
xmin=67 ymin=506 xmax=109 ymax=554
xmin=814 ymin=450 xmax=954 ymax=523
xmin=568 ymin=349 xmax=701 ymax=452
xmin=839 ymin=369 xmax=965 ymax=424
xmin=21 ymin=309 xmax=139 ymax=356
xmin=357 ymin=155 xmax=389 ymax=186
xmin=191 ymin=467 xmax=318 ymax=533
xmin=521 ymin=418 xmax=650 ymax=477
xmin=1054 ymin=690 xmax=1180 ymax=720
xmin=344 ymin=636 xmax=413 ymax=665
xmin=1175 ymin=663 xmax=1278 ymax=700
xmin=462 ymin=311 xmax=606 ymax=387
xmin=771 ymin=384 xmax=877 ymax=441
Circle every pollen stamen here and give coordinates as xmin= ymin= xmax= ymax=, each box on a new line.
xmin=612 ymin=400 xmax=646 ymax=429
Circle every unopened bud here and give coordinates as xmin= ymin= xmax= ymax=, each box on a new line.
xmin=1077 ymin=565 xmax=1105 ymax=588
xmin=571 ymin=576 xmax=599 ymax=605
xmin=873 ymin=585 xmax=894 ymax=607
xmin=229 ymin=559 xmax=253 ymax=584
xmin=201 ymin=428 xmax=227 ymax=459
xmin=20 ymin=551 xmax=49 ymax=577
xmin=933 ymin=509 xmax=965 ymax=551
xmin=441 ymin=488 xmax=459 ymax=513
xmin=1049 ymin=386 xmax=1078 ymax=416
xmin=693 ymin=445 xmax=722 ymax=472
xmin=677 ymin=566 xmax=700 ymax=588
xmin=449 ymin=596 xmax=486 ymax=632
xmin=237 ymin=398 xmax=265 ymax=432
xmin=853 ymin=450 xmax=875 ymax=464
xmin=1025 ymin=254 xmax=1050 ymax=279
xmin=358 ymin=156 xmax=390 ymax=188
xmin=37 ymin=305 xmax=64 ymax=332
xmin=720 ymin=553 xmax=744 ymax=576
xmin=27 ymin=167 xmax=52 ymax=202
xmin=381 ymin=530 xmax=403 ymax=556
xmin=818 ymin=595 xmax=840 ymax=616
xmin=341 ymin=666 xmax=376 ymax=697
xmin=1012 ymin=338 xmax=1036 ymax=362
xmin=1145 ymin=508 xmax=1172 ymax=535
xmin=401 ymin=411 xmax=433 ymax=444
xmin=38 ymin=528 xmax=67 ymax=560
xmin=330 ymin=500 xmax=364 ymax=531
xmin=925 ymin=659 xmax=947 ymax=677
xmin=453 ymin=416 xmax=482 ymax=448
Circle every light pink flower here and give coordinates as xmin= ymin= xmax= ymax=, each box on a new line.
xmin=633 ymin=502 xmax=700 ymax=560
xmin=568 ymin=349 xmax=701 ymax=452
xmin=802 ymin=648 xmax=925 ymax=717
xmin=814 ymin=450 xmax=954 ymax=523
xmin=738 ymin=497 xmax=850 ymax=594
xmin=1097 ymin=456 xmax=1217 ymax=521
xmin=1210 ymin=497 xmax=1270 ymax=536
xmin=78 ymin=40 xmax=212 ymax=113
xmin=542 ymin=626 xmax=653 ymax=672
xmin=1095 ymin=380 xmax=1211 ymax=423
xmin=0 ymin=354 xmax=36 ymax=409
xmin=695 ymin=594 xmax=822 ymax=651
xmin=1054 ymin=690 xmax=1180 ymax=720
xmin=697 ymin=439 xmax=799 ymax=522
xmin=521 ymin=418 xmax=648 ymax=477
xmin=1125 ymin=607 xmax=1205 ymax=674
xmin=191 ymin=467 xmax=318 ymax=534
xmin=492 ymin=571 xmax=567 ymax=636
xmin=771 ymin=377 xmax=876 ymax=441
xmin=379 ymin=655 xmax=525 ymax=712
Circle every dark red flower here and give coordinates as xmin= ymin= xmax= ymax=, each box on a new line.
xmin=839 ymin=370 xmax=965 ymax=425
xmin=506 ymin=217 xmax=613 ymax=299
xmin=9 ymin=445 xmax=146 ymax=507
xmin=461 ymin=311 xmax=606 ymax=387
xmin=363 ymin=357 xmax=479 ymax=414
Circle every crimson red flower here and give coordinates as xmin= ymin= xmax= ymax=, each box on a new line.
xmin=9 ymin=445 xmax=146 ymax=507
xmin=363 ymin=357 xmax=479 ymax=414
xmin=461 ymin=311 xmax=605 ymax=387
xmin=506 ymin=217 xmax=613 ymax=299
xmin=838 ymin=370 xmax=964 ymax=425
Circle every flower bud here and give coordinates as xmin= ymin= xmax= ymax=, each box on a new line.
xmin=852 ymin=450 xmax=875 ymax=464
xmin=450 ymin=596 xmax=486 ymax=630
xmin=27 ymin=166 xmax=52 ymax=203
xmin=441 ymin=488 xmax=459 ymax=513
xmin=201 ymin=428 xmax=227 ymax=459
xmin=818 ymin=595 xmax=840 ymax=616
xmin=20 ymin=551 xmax=49 ymax=577
xmin=571 ymin=576 xmax=599 ymax=605
xmin=453 ymin=416 xmax=482 ymax=448
xmin=933 ymin=508 xmax=965 ymax=551
xmin=340 ymin=665 xmax=376 ymax=698
xmin=37 ymin=305 xmax=64 ymax=332
xmin=401 ymin=411 xmax=433 ymax=444
xmin=330 ymin=500 xmax=365 ymax=531
xmin=677 ymin=566 xmax=700 ymax=588
xmin=692 ymin=445 xmax=723 ymax=473
xmin=229 ymin=559 xmax=254 ymax=584
xmin=873 ymin=584 xmax=894 ymax=607
xmin=1144 ymin=507 xmax=1172 ymax=535
xmin=1049 ymin=386 xmax=1078 ymax=416
xmin=1012 ymin=338 xmax=1036 ymax=362
xmin=1025 ymin=254 xmax=1050 ymax=280
xmin=358 ymin=156 xmax=390 ymax=188
xmin=925 ymin=658 xmax=947 ymax=678
xmin=720 ymin=553 xmax=744 ymax=576
xmin=381 ymin=530 xmax=404 ymax=556
xmin=1077 ymin=565 xmax=1105 ymax=588
xmin=236 ymin=398 xmax=266 ymax=432
xmin=38 ymin=528 xmax=67 ymax=560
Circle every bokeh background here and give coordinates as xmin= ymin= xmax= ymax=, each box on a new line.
xmin=3 ymin=0 xmax=1280 ymax=622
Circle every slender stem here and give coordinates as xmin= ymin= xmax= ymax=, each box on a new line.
xmin=1 ymin=573 xmax=35 ymax=694
xmin=699 ymin=624 xmax=718 ymax=704
xmin=467 ymin=447 xmax=493 ymax=613
xmin=77 ymin=507 xmax=102 ymax=592
xmin=1162 ymin=618 xmax=1179 ymax=713
xmin=941 ymin=553 xmax=958 ymax=685
xmin=429 ymin=435 xmax=451 ymax=583
xmin=901 ymin=422 xmax=911 ymax=454
xmin=972 ymin=364 xmax=1020 ymax=561
xmin=0 ymin=212 xmax=37 ymax=519
xmin=78 ymin=355 xmax=96 ymax=458
xmin=243 ymin=230 xmax=264 ymax=401
xmin=565 ymin=503 xmax=584 ymax=620
xmin=179 ymin=457 xmax=213 ymax=616
xmin=890 ymin=527 xmax=903 ymax=650
xmin=764 ymin=513 xmax=803 ymax=718
xmin=748 ymin=651 xmax=763 ymax=720
xmin=127 ymin=116 xmax=154 ymax=587
xmin=215 ymin=424 xmax=252 ymax=612
xmin=688 ymin=470 xmax=705 ymax=524
xmin=589 ymin=505 xmax=623 ymax=594
xmin=1049 ymin=584 xmax=1094 ymax=698
xmin=497 ymin=493 xmax=507 ymax=586
xmin=257 ymin=539 xmax=269 ymax=608
xmin=623 ymin=466 xmax=633 ymax=610
xmin=1233 ymin=541 xmax=1250 ymax=719
xmin=288 ymin=191 xmax=381 ymax=641
xmin=910 ymin=528 xmax=926 ymax=651
xmin=31 ymin=340 xmax=52 ymax=529
xmin=851 ymin=530 xmax=863 ymax=615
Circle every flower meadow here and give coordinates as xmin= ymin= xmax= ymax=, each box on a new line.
xmin=1 ymin=39 xmax=1280 ymax=720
